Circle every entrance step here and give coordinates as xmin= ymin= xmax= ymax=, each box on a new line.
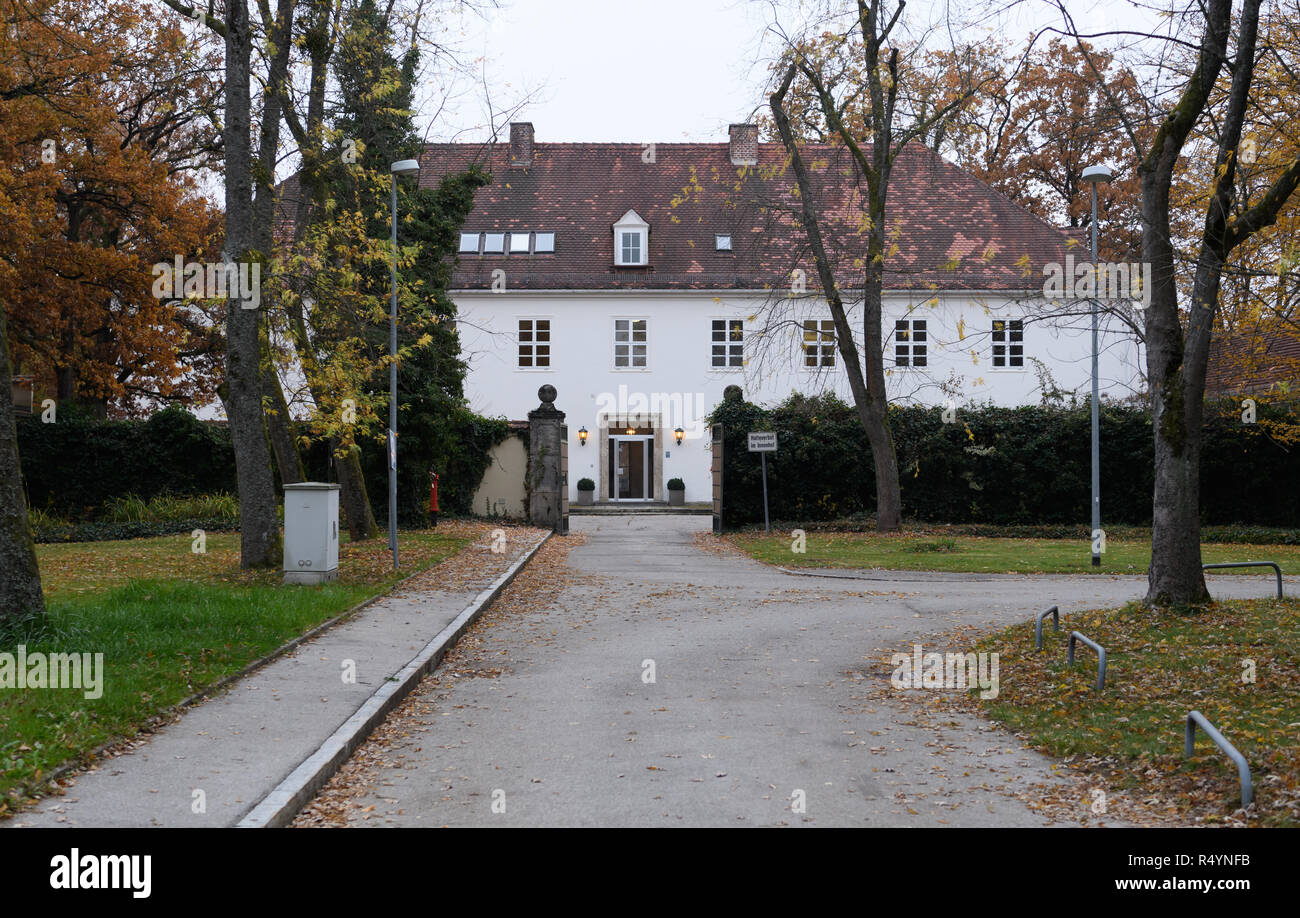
xmin=571 ymin=501 xmax=711 ymax=515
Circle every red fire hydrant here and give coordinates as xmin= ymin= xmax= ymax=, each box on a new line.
xmin=428 ymin=469 xmax=440 ymax=527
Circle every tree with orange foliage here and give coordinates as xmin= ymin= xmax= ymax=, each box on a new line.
xmin=2 ymin=1 xmax=224 ymax=419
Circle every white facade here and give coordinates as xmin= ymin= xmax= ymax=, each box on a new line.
xmin=455 ymin=289 xmax=1145 ymax=505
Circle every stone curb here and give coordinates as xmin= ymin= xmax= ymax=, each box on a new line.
xmin=20 ymin=536 xmax=471 ymax=806
xmin=235 ymin=531 xmax=552 ymax=828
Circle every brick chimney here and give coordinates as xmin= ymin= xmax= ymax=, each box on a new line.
xmin=509 ymin=122 xmax=534 ymax=167
xmin=728 ymin=123 xmax=758 ymax=166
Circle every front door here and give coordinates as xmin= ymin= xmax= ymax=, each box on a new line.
xmin=609 ymin=435 xmax=651 ymax=500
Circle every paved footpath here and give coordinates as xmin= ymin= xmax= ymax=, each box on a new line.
xmin=314 ymin=515 xmax=1290 ymax=828
xmin=9 ymin=529 xmax=543 ymax=828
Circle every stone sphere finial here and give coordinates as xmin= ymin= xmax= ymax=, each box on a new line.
xmin=723 ymin=384 xmax=743 ymax=402
xmin=538 ymin=384 xmax=557 ymax=405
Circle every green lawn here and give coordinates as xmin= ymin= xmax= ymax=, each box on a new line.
xmin=0 ymin=528 xmax=472 ymax=813
xmin=727 ymin=530 xmax=1300 ymax=575
xmin=968 ymin=598 xmax=1300 ymax=825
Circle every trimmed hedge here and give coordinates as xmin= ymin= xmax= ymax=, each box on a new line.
xmin=33 ymin=518 xmax=240 ymax=544
xmin=17 ymin=406 xmax=237 ymax=516
xmin=710 ymin=392 xmax=1300 ymax=528
xmin=17 ymin=403 xmax=511 ymax=527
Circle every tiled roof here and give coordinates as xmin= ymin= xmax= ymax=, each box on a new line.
xmin=1206 ymin=330 xmax=1300 ymax=396
xmin=279 ymin=136 xmax=1081 ymax=294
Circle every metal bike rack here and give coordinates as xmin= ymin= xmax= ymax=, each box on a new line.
xmin=1185 ymin=710 xmax=1253 ymax=807
xmin=1202 ymin=561 xmax=1284 ymax=599
xmin=1067 ymin=631 xmax=1108 ymax=690
xmin=1034 ymin=605 xmax=1060 ymax=650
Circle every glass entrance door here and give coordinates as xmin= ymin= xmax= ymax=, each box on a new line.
xmin=610 ymin=436 xmax=651 ymax=500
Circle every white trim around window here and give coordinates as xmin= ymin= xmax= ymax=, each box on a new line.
xmin=710 ymin=318 xmax=744 ymax=370
xmin=612 ymin=209 xmax=650 ymax=266
xmin=613 ymin=317 xmax=649 ymax=370
xmin=801 ymin=318 xmax=836 ymax=369
xmin=990 ymin=318 xmax=1026 ymax=370
xmin=516 ymin=317 xmax=553 ymax=370
xmin=894 ymin=318 xmax=928 ymax=368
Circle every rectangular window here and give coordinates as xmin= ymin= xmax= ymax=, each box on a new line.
xmin=614 ymin=318 xmax=648 ymax=368
xmin=620 ymin=231 xmax=642 ymax=265
xmin=802 ymin=319 xmax=835 ymax=368
xmin=534 ymin=232 xmax=555 ymax=253
xmin=991 ymin=319 xmax=1024 ymax=368
xmin=715 ymin=233 xmax=733 ymax=251
xmin=711 ymin=319 xmax=744 ymax=368
xmin=482 ymin=232 xmax=505 ymax=254
xmin=895 ymin=319 xmax=927 ymax=367
xmin=518 ymin=319 xmax=550 ymax=368
xmin=509 ymin=232 xmax=530 ymax=254
xmin=458 ymin=232 xmax=480 ymax=254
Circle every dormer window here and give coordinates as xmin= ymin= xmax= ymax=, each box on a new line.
xmin=613 ymin=209 xmax=649 ymax=266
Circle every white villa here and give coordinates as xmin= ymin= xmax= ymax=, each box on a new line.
xmin=418 ymin=123 xmax=1143 ymax=506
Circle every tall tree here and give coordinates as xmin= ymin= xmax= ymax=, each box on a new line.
xmin=162 ymin=0 xmax=287 ymax=566
xmin=768 ymin=0 xmax=992 ymax=531
xmin=1075 ymin=0 xmax=1300 ymax=603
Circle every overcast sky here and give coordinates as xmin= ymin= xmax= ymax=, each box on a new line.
xmin=422 ymin=0 xmax=1152 ymax=145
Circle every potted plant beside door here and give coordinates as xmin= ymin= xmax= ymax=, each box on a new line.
xmin=667 ymin=477 xmax=685 ymax=506
xmin=577 ymin=478 xmax=595 ymax=505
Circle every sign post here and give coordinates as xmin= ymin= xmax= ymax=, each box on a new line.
xmin=747 ymin=432 xmax=777 ymax=533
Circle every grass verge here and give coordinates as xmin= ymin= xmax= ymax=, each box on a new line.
xmin=726 ymin=530 xmax=1300 ymax=575
xmin=0 ymin=528 xmax=472 ymax=812
xmin=969 ymin=598 xmax=1299 ymax=826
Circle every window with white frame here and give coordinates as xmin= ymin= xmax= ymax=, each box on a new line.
xmin=458 ymin=232 xmax=480 ymax=253
xmin=614 ymin=318 xmax=647 ymax=367
xmin=612 ymin=209 xmax=649 ymax=266
xmin=482 ymin=232 xmax=505 ymax=254
xmin=711 ymin=319 xmax=743 ymax=368
xmin=534 ymin=232 xmax=555 ymax=253
xmin=991 ymin=319 xmax=1024 ymax=368
xmin=715 ymin=233 xmax=733 ymax=251
xmin=518 ymin=319 xmax=550 ymax=368
xmin=508 ymin=232 xmax=530 ymax=254
xmin=895 ymin=319 xmax=927 ymax=367
xmin=802 ymin=319 xmax=835 ymax=368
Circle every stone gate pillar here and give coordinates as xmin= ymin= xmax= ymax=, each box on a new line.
xmin=528 ymin=385 xmax=566 ymax=533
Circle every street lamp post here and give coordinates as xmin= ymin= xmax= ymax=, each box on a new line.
xmin=388 ymin=158 xmax=421 ymax=570
xmin=1081 ymin=164 xmax=1113 ymax=568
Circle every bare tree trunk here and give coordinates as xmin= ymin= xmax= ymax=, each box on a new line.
xmin=1140 ymin=0 xmax=1297 ymax=604
xmin=260 ymin=346 xmax=303 ymax=486
xmin=333 ymin=441 xmax=378 ymax=541
xmin=224 ymin=0 xmax=280 ymax=568
xmin=771 ymin=54 xmax=903 ymax=532
xmin=0 ymin=306 xmax=45 ymax=622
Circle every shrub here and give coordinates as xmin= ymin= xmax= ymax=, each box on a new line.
xmin=577 ymin=478 xmax=595 ymax=491
xmin=709 ymin=392 xmax=1300 ymax=528
xmin=667 ymin=477 xmax=685 ymax=490
xmin=908 ymin=537 xmax=958 ymax=553
xmin=102 ymin=492 xmax=239 ymax=523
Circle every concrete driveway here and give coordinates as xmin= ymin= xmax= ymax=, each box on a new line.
xmin=304 ymin=515 xmax=1283 ymax=827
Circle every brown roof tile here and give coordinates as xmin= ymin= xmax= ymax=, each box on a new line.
xmin=280 ymin=137 xmax=1079 ymax=293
